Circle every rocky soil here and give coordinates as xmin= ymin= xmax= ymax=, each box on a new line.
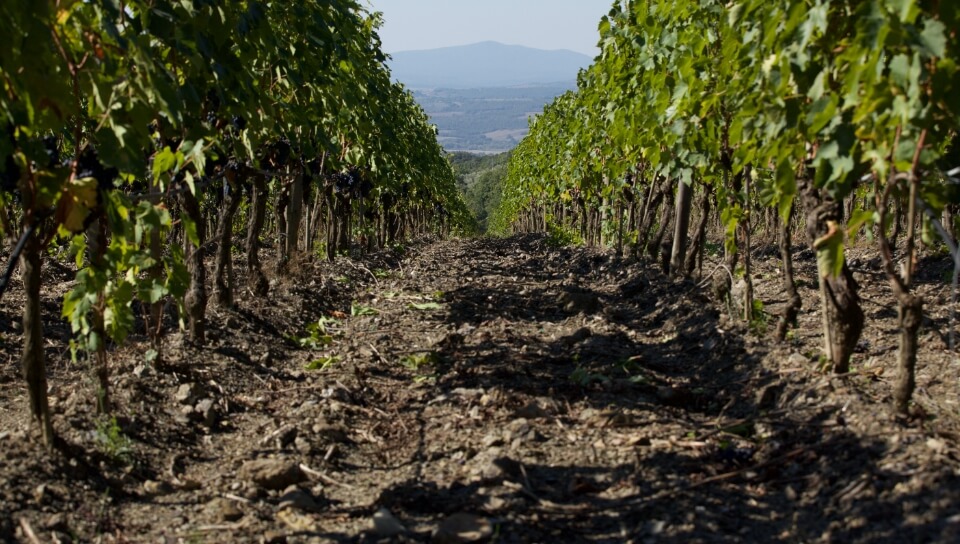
xmin=1 ymin=234 xmax=959 ymax=543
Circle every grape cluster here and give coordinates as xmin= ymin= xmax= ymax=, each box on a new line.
xmin=331 ymin=171 xmax=354 ymax=196
xmin=264 ymin=139 xmax=290 ymax=168
xmin=204 ymin=151 xmax=228 ymax=178
xmin=330 ymin=168 xmax=375 ymax=200
xmin=42 ymin=136 xmax=60 ymax=169
xmin=232 ymin=115 xmax=247 ymax=132
xmin=360 ymin=179 xmax=373 ymax=199
xmin=0 ymin=155 xmax=20 ymax=193
xmin=1 ymin=125 xmax=21 ymax=193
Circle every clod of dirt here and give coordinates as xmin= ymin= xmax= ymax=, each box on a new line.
xmin=294 ymin=436 xmax=313 ymax=454
xmin=262 ymin=426 xmax=299 ymax=450
xmin=787 ymin=352 xmax=810 ymax=367
xmin=313 ymin=423 xmax=351 ymax=444
xmin=261 ymin=529 xmax=288 ymax=544
xmin=451 ymin=388 xmax=485 ymax=402
xmin=142 ymin=480 xmax=174 ymax=496
xmin=558 ymin=290 xmax=600 ymax=314
xmin=490 ymin=456 xmax=523 ymax=480
xmin=656 ymin=385 xmax=692 ymax=407
xmin=558 ymin=327 xmax=592 ymax=346
xmin=619 ymin=276 xmax=649 ymax=297
xmin=239 ymin=459 xmax=305 ymax=491
xmin=277 ymin=485 xmax=323 ymax=513
xmin=481 ymin=432 xmax=504 ymax=448
xmin=205 ymin=497 xmax=244 ymax=522
xmin=43 ymin=513 xmax=69 ymax=533
xmin=514 ymin=401 xmax=547 ymax=419
xmin=372 ymin=507 xmax=406 ymax=537
xmin=467 ymin=448 xmax=521 ymax=481
xmin=755 ymin=382 xmax=784 ymax=409
xmin=433 ymin=513 xmax=494 ymax=544
xmin=175 ymin=383 xmax=203 ymax=405
xmin=195 ymin=398 xmax=217 ymax=428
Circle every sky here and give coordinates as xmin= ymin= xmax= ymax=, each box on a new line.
xmin=364 ymin=0 xmax=614 ymax=56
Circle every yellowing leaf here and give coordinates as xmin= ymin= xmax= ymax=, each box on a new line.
xmin=57 ymin=8 xmax=73 ymax=25
xmin=56 ymin=177 xmax=99 ymax=233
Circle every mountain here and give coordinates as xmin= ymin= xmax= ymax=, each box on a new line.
xmin=388 ymin=41 xmax=592 ymax=89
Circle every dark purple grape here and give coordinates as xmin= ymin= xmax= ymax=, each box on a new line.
xmin=204 ymin=151 xmax=227 ymax=177
xmin=359 ymin=179 xmax=374 ymax=199
xmin=332 ymin=172 xmax=352 ymax=195
xmin=205 ymin=89 xmax=221 ymax=113
xmin=77 ymin=146 xmax=118 ymax=191
xmin=270 ymin=139 xmax=291 ymax=167
xmin=0 ymin=155 xmax=20 ymax=192
xmin=42 ymin=136 xmax=59 ymax=169
xmin=1 ymin=124 xmax=19 ymax=192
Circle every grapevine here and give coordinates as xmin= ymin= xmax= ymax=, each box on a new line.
xmin=496 ymin=0 xmax=960 ymax=413
xmin=0 ymin=0 xmax=472 ymax=449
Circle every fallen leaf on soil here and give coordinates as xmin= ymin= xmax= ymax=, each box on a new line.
xmin=276 ymin=508 xmax=316 ymax=532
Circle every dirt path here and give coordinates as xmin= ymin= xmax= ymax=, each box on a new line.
xmin=1 ymin=235 xmax=959 ymax=543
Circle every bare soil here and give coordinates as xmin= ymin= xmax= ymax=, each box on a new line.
xmin=1 ymin=234 xmax=959 ymax=543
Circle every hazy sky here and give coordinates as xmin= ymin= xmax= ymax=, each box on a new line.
xmin=364 ymin=0 xmax=613 ymax=56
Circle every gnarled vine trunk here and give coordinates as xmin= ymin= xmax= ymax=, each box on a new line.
xmin=800 ymin=176 xmax=864 ymax=373
xmin=684 ymin=186 xmax=711 ymax=277
xmin=21 ymin=227 xmax=54 ymax=448
xmin=648 ymin=181 xmax=675 ymax=269
xmin=180 ymin=187 xmax=207 ymax=344
xmin=285 ymin=170 xmax=304 ymax=261
xmin=670 ymin=178 xmax=693 ymax=277
xmin=246 ymin=174 xmax=268 ymax=296
xmin=214 ymin=169 xmax=244 ymax=307
xmin=894 ymin=295 xmax=922 ymax=412
xmin=775 ymin=203 xmax=801 ymax=342
xmin=86 ymin=215 xmax=110 ymax=412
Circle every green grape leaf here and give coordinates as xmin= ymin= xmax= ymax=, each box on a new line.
xmin=409 ymin=302 xmax=442 ymax=311
xmin=847 ymin=209 xmax=877 ymax=239
xmin=885 ymin=0 xmax=917 ymax=22
xmin=152 ymin=147 xmax=177 ymax=183
xmin=182 ymin=214 xmax=200 ymax=247
xmin=775 ymin=159 xmax=797 ymax=223
xmin=305 ymin=356 xmax=339 ymax=371
xmin=919 ymin=19 xmax=947 ymax=58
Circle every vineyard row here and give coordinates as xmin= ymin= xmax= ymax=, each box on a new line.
xmin=494 ymin=0 xmax=960 ymax=413
xmin=0 ymin=0 xmax=473 ymax=450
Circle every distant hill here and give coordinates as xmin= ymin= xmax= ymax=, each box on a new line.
xmin=389 ymin=41 xmax=592 ymax=89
